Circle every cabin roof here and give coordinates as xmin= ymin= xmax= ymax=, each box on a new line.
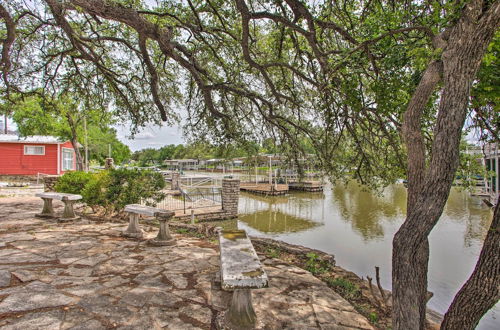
xmin=0 ymin=134 xmax=66 ymax=144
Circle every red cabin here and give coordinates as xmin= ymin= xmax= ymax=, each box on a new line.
xmin=0 ymin=135 xmax=77 ymax=176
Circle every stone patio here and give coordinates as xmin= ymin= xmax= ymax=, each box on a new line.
xmin=0 ymin=197 xmax=374 ymax=329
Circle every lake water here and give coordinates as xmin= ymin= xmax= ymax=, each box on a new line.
xmin=236 ymin=182 xmax=498 ymax=329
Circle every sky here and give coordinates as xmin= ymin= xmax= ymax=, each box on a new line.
xmin=114 ymin=122 xmax=185 ymax=152
xmin=1 ymin=116 xmax=186 ymax=152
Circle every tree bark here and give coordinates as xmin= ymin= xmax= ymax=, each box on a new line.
xmin=393 ymin=1 xmax=500 ymax=329
xmin=441 ymin=198 xmax=500 ymax=329
xmin=66 ymin=112 xmax=84 ymax=171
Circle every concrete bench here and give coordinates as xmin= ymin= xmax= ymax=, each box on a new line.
xmin=35 ymin=192 xmax=82 ymax=222
xmin=122 ymin=204 xmax=175 ymax=246
xmin=218 ymin=229 xmax=268 ymax=329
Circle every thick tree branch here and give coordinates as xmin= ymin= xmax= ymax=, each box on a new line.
xmin=0 ymin=4 xmax=16 ymax=89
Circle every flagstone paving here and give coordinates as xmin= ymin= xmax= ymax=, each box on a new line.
xmin=0 ymin=197 xmax=374 ymax=329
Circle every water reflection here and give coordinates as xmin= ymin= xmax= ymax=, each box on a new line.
xmin=443 ymin=189 xmax=492 ymax=248
xmin=239 ymin=183 xmax=491 ymax=245
xmin=238 ymin=191 xmax=323 ymax=233
xmin=331 ymin=183 xmax=406 ymax=240
xmin=237 ymin=183 xmax=498 ymax=329
xmin=239 ymin=210 xmax=318 ymax=233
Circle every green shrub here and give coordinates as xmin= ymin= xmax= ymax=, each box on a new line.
xmin=55 ymin=171 xmax=93 ymax=194
xmin=105 ymin=168 xmax=165 ymax=212
xmin=81 ymin=171 xmax=111 ymax=212
xmin=77 ymin=168 xmax=166 ymax=214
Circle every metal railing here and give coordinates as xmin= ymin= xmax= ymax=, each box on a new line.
xmin=145 ymin=185 xmax=223 ymax=214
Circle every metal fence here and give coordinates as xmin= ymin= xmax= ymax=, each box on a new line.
xmin=145 ymin=183 xmax=223 ymax=214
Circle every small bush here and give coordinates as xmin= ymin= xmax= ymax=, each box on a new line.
xmin=55 ymin=171 xmax=93 ymax=195
xmin=105 ymin=168 xmax=165 ymax=212
xmin=81 ymin=171 xmax=111 ymax=212
xmin=67 ymin=168 xmax=166 ymax=215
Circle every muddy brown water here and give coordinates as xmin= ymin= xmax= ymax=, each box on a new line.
xmin=237 ymin=182 xmax=498 ymax=329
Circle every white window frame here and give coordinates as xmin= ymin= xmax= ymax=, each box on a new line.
xmin=24 ymin=145 xmax=45 ymax=155
xmin=62 ymin=148 xmax=74 ymax=171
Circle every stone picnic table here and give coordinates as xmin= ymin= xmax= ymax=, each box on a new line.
xmin=0 ymin=196 xmax=374 ymax=329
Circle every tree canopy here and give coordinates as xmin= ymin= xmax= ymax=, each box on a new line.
xmin=0 ymin=1 xmax=496 ymax=183
xmin=1 ymin=1 xmax=499 ymax=329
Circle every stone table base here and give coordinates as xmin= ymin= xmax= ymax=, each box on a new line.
xmin=58 ymin=216 xmax=81 ymax=223
xmin=121 ymin=213 xmax=144 ymax=239
xmin=224 ymin=289 xmax=256 ymax=330
xmin=35 ymin=198 xmax=55 ymax=218
xmin=148 ymin=237 xmax=176 ymax=246
xmin=147 ymin=215 xmax=175 ymax=246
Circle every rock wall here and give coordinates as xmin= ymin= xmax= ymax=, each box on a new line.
xmin=175 ymin=210 xmax=235 ymax=222
xmin=0 ymin=175 xmax=38 ymax=183
xmin=43 ymin=175 xmax=60 ymax=192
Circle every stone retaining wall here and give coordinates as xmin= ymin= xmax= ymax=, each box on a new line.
xmin=175 ymin=210 xmax=235 ymax=222
xmin=43 ymin=175 xmax=61 ymax=192
xmin=0 ymin=175 xmax=38 ymax=182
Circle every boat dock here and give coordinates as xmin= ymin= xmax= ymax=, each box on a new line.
xmin=240 ymin=182 xmax=289 ymax=196
xmin=288 ymin=181 xmax=324 ymax=192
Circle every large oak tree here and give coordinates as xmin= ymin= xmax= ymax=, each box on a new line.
xmin=1 ymin=1 xmax=499 ymax=328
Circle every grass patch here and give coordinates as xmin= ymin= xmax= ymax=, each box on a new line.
xmin=368 ymin=312 xmax=378 ymax=324
xmin=265 ymin=247 xmax=281 ymax=258
xmin=305 ymin=252 xmax=331 ymax=275
xmin=326 ymin=277 xmax=361 ymax=299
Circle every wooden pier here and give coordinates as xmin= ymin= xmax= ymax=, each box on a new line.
xmin=288 ymin=181 xmax=324 ymax=192
xmin=240 ymin=183 xmax=289 ymax=196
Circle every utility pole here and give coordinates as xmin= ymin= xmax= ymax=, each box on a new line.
xmin=108 ymin=144 xmax=112 ymax=158
xmin=3 ymin=114 xmax=7 ymax=134
xmin=83 ymin=117 xmax=89 ymax=171
xmin=268 ymin=155 xmax=272 ymax=185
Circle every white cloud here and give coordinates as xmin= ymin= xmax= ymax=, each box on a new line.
xmin=115 ymin=122 xmax=185 ymax=151
xmin=133 ymin=132 xmax=155 ymax=140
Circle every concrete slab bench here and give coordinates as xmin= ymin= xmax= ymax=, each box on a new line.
xmin=35 ymin=192 xmax=82 ymax=222
xmin=218 ymin=229 xmax=268 ymax=329
xmin=122 ymin=204 xmax=175 ymax=246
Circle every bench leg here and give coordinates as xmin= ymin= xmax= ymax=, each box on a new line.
xmin=225 ymin=289 xmax=256 ymax=329
xmin=35 ymin=198 xmax=55 ymax=218
xmin=122 ymin=213 xmax=143 ymax=239
xmin=59 ymin=199 xmax=80 ymax=222
xmin=148 ymin=218 xmax=175 ymax=246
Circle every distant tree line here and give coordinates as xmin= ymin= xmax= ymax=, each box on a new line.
xmin=131 ymin=138 xmax=288 ymax=167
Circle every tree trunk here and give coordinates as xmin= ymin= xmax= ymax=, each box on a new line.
xmin=393 ymin=1 xmax=500 ymax=329
xmin=71 ymin=137 xmax=84 ymax=171
xmin=441 ymin=200 xmax=500 ymax=329
xmin=66 ymin=112 xmax=84 ymax=171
